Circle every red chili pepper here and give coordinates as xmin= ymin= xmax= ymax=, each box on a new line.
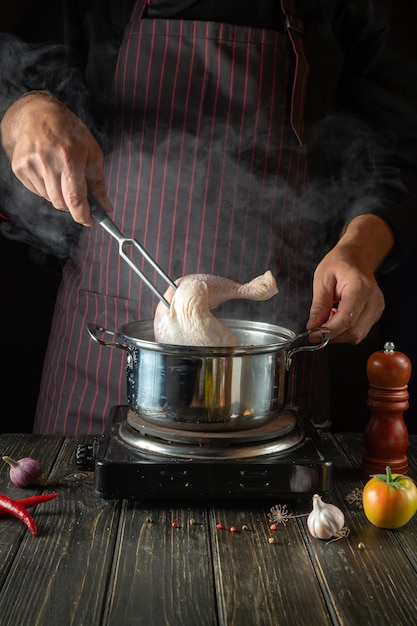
xmin=0 ymin=493 xmax=58 ymax=516
xmin=0 ymin=494 xmax=37 ymax=536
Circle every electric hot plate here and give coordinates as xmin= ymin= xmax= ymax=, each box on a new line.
xmin=76 ymin=405 xmax=332 ymax=501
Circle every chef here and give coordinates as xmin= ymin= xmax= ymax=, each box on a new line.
xmin=1 ymin=0 xmax=416 ymax=433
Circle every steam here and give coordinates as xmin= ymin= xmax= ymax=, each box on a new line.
xmin=0 ymin=176 xmax=81 ymax=261
xmin=0 ymin=34 xmax=399 ymax=282
xmin=0 ymin=33 xmax=93 ymax=120
xmin=307 ymin=111 xmax=399 ymax=227
xmin=0 ymin=34 xmax=97 ymax=259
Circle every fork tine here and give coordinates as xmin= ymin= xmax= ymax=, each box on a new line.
xmin=89 ymin=197 xmax=176 ymax=308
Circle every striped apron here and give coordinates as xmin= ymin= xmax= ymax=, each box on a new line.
xmin=34 ymin=0 xmax=330 ymax=434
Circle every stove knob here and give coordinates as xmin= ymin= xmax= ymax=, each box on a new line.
xmin=75 ymin=443 xmax=96 ymax=471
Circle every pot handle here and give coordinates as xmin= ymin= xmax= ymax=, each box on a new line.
xmin=285 ymin=327 xmax=330 ymax=370
xmin=87 ymin=323 xmax=131 ymax=352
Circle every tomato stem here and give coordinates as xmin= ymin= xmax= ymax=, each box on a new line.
xmin=372 ymin=466 xmax=404 ymax=492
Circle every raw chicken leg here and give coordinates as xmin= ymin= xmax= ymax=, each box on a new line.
xmin=154 ymin=271 xmax=278 ymax=346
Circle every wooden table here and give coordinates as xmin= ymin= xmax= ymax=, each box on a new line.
xmin=0 ymin=428 xmax=416 ymax=626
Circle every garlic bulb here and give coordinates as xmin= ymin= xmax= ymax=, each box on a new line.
xmin=2 ymin=456 xmax=42 ymax=487
xmin=307 ymin=494 xmax=345 ymax=540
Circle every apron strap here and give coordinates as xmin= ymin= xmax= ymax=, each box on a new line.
xmin=280 ymin=0 xmax=309 ymax=146
xmin=135 ymin=0 xmax=149 ymax=20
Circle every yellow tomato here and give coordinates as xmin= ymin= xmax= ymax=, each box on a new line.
xmin=362 ymin=466 xmax=417 ymax=529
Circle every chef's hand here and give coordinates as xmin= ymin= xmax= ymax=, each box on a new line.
xmin=307 ymin=214 xmax=394 ymax=343
xmin=0 ymin=92 xmax=112 ymax=226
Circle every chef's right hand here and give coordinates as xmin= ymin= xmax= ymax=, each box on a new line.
xmin=0 ymin=92 xmax=112 ymax=226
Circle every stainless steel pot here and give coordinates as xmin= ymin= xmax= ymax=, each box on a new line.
xmin=87 ymin=319 xmax=329 ymax=431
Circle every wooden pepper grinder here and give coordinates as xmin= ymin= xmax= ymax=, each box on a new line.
xmin=361 ymin=342 xmax=412 ymax=477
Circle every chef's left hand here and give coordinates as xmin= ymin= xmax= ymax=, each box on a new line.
xmin=306 ymin=214 xmax=394 ymax=344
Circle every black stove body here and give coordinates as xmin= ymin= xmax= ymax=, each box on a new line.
xmin=77 ymin=405 xmax=332 ymax=501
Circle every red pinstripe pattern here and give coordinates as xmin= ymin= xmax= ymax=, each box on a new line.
xmin=33 ymin=2 xmax=329 ymax=434
xmin=223 ymin=27 xmax=251 ymax=277
xmin=168 ymin=19 xmax=196 ymax=277
xmin=210 ymin=24 xmax=237 ymax=273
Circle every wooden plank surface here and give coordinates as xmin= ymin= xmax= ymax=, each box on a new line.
xmin=208 ymin=505 xmax=332 ymax=626
xmin=0 ymin=434 xmax=121 ymax=626
xmin=103 ymin=503 xmax=218 ymax=626
xmin=0 ymin=431 xmax=416 ymax=626
xmin=292 ymin=432 xmax=417 ymax=626
xmin=0 ymin=433 xmax=64 ymax=587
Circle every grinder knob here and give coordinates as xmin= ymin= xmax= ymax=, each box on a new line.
xmin=75 ymin=443 xmax=96 ymax=471
xmin=361 ymin=342 xmax=412 ymax=477
xmin=366 ymin=341 xmax=412 ymax=389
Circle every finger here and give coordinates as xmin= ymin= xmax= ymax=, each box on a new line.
xmin=87 ymin=179 xmax=113 ymax=214
xmin=16 ymin=173 xmax=46 ymax=199
xmin=307 ymin=270 xmax=338 ymax=329
xmin=307 ymin=294 xmax=336 ymax=329
xmin=326 ymin=313 xmax=362 ymax=344
xmin=43 ymin=173 xmax=69 ymax=211
xmin=327 ymin=300 xmax=383 ymax=344
xmin=11 ymin=158 xmax=51 ymax=201
xmin=61 ymin=171 xmax=93 ymax=226
xmin=85 ymin=154 xmax=113 ymax=213
xmin=325 ymin=301 xmax=363 ymax=341
xmin=12 ymin=151 xmax=69 ymax=210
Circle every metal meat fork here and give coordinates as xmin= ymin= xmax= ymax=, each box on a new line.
xmin=89 ymin=197 xmax=177 ymax=308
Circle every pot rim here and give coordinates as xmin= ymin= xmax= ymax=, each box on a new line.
xmin=118 ymin=318 xmax=297 ymax=357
